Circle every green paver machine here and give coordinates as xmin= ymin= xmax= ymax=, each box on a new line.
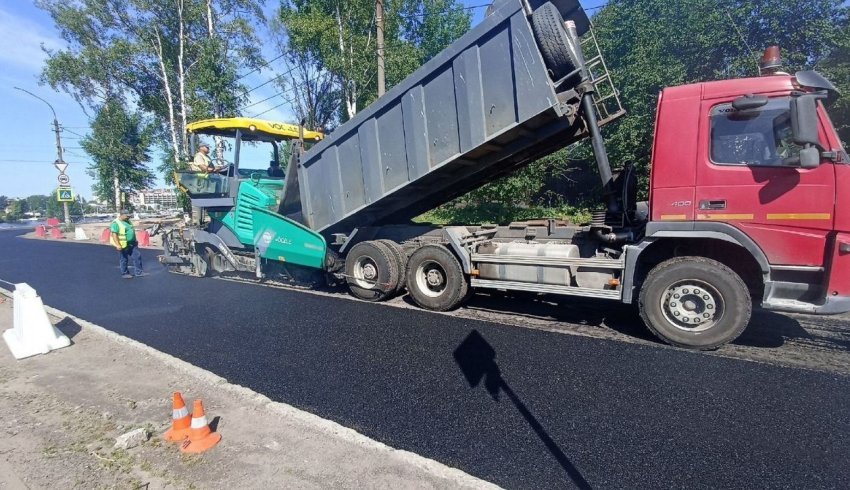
xmin=161 ymin=118 xmax=332 ymax=282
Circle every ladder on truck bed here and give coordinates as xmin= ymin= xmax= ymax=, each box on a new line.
xmin=552 ymin=22 xmax=626 ymax=127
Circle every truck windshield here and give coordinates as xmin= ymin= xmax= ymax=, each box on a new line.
xmin=710 ymin=97 xmax=801 ymax=166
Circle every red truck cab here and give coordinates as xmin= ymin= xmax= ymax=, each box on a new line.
xmin=642 ymin=71 xmax=850 ymax=326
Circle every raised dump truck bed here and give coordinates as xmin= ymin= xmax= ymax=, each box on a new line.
xmin=281 ymin=0 xmax=622 ymax=236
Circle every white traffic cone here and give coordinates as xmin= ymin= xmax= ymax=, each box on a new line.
xmin=74 ymin=228 xmax=89 ymax=240
xmin=3 ymin=283 xmax=71 ymax=360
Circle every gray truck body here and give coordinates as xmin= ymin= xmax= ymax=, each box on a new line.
xmin=282 ymin=0 xmax=595 ymax=236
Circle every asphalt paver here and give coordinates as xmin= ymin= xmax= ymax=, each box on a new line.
xmin=2 ymin=230 xmax=848 ymax=489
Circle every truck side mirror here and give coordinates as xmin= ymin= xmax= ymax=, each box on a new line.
xmin=790 ymin=94 xmax=822 ymax=149
xmin=798 ymin=146 xmax=821 ymax=169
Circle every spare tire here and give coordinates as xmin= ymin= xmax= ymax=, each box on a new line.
xmin=531 ymin=2 xmax=577 ymax=81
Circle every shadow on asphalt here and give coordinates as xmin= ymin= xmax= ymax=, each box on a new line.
xmin=454 ymin=330 xmax=592 ymax=489
xmin=734 ymin=310 xmax=811 ymax=348
xmin=55 ymin=317 xmax=82 ymax=340
xmin=460 ymin=292 xmax=661 ymax=343
xmin=455 ymin=292 xmax=837 ymax=351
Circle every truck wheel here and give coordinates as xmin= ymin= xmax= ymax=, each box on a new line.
xmin=639 ymin=257 xmax=751 ymax=350
xmin=377 ymin=239 xmax=407 ymax=293
xmin=406 ymin=245 xmax=469 ymax=311
xmin=531 ymin=2 xmax=577 ymax=81
xmin=345 ymin=241 xmax=399 ymax=302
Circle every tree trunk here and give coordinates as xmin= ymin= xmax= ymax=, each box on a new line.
xmin=154 ymin=29 xmax=181 ymax=166
xmin=206 ymin=0 xmax=225 ymax=164
xmin=113 ymin=169 xmax=121 ymax=213
xmin=206 ymin=0 xmax=215 ymax=37
xmin=177 ymin=0 xmax=190 ymax=160
xmin=335 ymin=5 xmax=357 ymax=118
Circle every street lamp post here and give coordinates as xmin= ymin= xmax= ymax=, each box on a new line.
xmin=14 ymin=87 xmax=71 ymax=225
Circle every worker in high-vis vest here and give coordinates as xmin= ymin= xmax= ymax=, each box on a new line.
xmin=110 ymin=210 xmax=147 ymax=278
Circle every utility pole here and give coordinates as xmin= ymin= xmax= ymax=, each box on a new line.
xmin=14 ymin=87 xmax=71 ymax=225
xmin=376 ymin=0 xmax=386 ymax=96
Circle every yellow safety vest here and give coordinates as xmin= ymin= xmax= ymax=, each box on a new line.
xmin=111 ymin=219 xmax=128 ymax=249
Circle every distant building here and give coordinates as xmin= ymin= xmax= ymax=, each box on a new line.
xmin=130 ymin=188 xmax=179 ymax=209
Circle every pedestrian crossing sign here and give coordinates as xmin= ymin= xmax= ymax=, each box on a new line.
xmin=56 ymin=188 xmax=74 ymax=202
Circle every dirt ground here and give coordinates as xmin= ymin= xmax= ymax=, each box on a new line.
xmin=0 ymin=294 xmax=496 ymax=489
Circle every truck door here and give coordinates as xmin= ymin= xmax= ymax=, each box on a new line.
xmin=695 ymin=96 xmax=835 ymax=266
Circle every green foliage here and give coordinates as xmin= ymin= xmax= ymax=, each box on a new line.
xmin=591 ymin=0 xmax=848 ymax=196
xmin=820 ymin=22 xmax=850 ymax=144
xmin=397 ymin=0 xmax=470 ymax=62
xmin=4 ymin=200 xmax=27 ymax=221
xmin=80 ymin=99 xmax=155 ymax=209
xmin=38 ymin=0 xmax=265 ymax=187
xmin=277 ymin=0 xmax=470 ymax=125
xmin=45 ymin=191 xmax=66 ymax=219
xmin=416 ymin=203 xmax=592 ymax=226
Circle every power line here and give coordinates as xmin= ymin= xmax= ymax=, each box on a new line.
xmin=61 ymin=127 xmax=88 ymax=139
xmin=250 ymin=99 xmax=292 ymax=118
xmin=397 ymin=3 xmax=491 ymax=19
xmin=244 ymin=64 xmax=298 ymax=95
xmin=239 ymin=73 xmax=327 ymax=111
xmin=235 ymin=53 xmax=287 ymax=81
xmin=240 ymin=91 xmax=285 ymax=111
xmin=0 ymin=159 xmax=87 ymax=164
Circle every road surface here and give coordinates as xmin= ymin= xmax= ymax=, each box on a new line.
xmin=2 ymin=230 xmax=848 ymax=489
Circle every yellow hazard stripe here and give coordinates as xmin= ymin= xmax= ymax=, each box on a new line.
xmin=660 ymin=214 xmax=687 ymax=220
xmin=766 ymin=213 xmax=831 ymax=220
xmin=697 ymin=214 xmax=754 ymax=221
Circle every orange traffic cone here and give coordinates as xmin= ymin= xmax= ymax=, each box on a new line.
xmin=179 ymin=400 xmax=221 ymax=453
xmin=163 ymin=392 xmax=192 ymax=442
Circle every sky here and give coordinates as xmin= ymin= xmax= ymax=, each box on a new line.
xmin=0 ymin=0 xmax=607 ymax=201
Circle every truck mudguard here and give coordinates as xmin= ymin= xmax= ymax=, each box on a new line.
xmin=620 ymin=221 xmax=772 ymax=304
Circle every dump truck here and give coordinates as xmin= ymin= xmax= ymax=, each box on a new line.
xmin=161 ymin=0 xmax=850 ymax=350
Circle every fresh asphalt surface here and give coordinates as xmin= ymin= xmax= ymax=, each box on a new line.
xmin=2 ymin=230 xmax=848 ymax=489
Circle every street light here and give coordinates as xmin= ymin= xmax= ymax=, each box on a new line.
xmin=13 ymin=86 xmax=71 ymax=225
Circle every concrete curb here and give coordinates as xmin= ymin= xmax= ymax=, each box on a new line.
xmin=0 ymin=286 xmax=500 ymax=490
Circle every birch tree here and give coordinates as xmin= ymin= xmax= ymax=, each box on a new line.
xmin=38 ymin=0 xmax=264 ymax=183
xmin=276 ymin=0 xmax=463 ymax=123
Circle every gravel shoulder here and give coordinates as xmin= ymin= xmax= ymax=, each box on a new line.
xmin=0 ymin=292 xmax=497 ymax=489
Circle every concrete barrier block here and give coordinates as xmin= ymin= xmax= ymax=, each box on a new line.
xmin=3 ymin=283 xmax=71 ymax=360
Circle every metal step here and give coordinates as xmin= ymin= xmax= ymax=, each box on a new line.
xmin=471 ymin=278 xmax=621 ymax=300
xmin=762 ymin=298 xmax=822 ymax=314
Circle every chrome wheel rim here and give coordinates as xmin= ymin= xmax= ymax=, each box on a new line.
xmin=415 ymin=260 xmax=447 ymax=298
xmin=660 ymin=279 xmax=723 ymax=333
xmin=353 ymin=256 xmax=379 ymax=289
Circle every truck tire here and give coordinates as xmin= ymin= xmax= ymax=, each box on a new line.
xmin=531 ymin=2 xmax=577 ymax=81
xmin=639 ymin=256 xmax=751 ymax=350
xmin=377 ymin=239 xmax=408 ymax=293
xmin=345 ymin=241 xmax=399 ymax=302
xmin=406 ymin=244 xmax=469 ymax=311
